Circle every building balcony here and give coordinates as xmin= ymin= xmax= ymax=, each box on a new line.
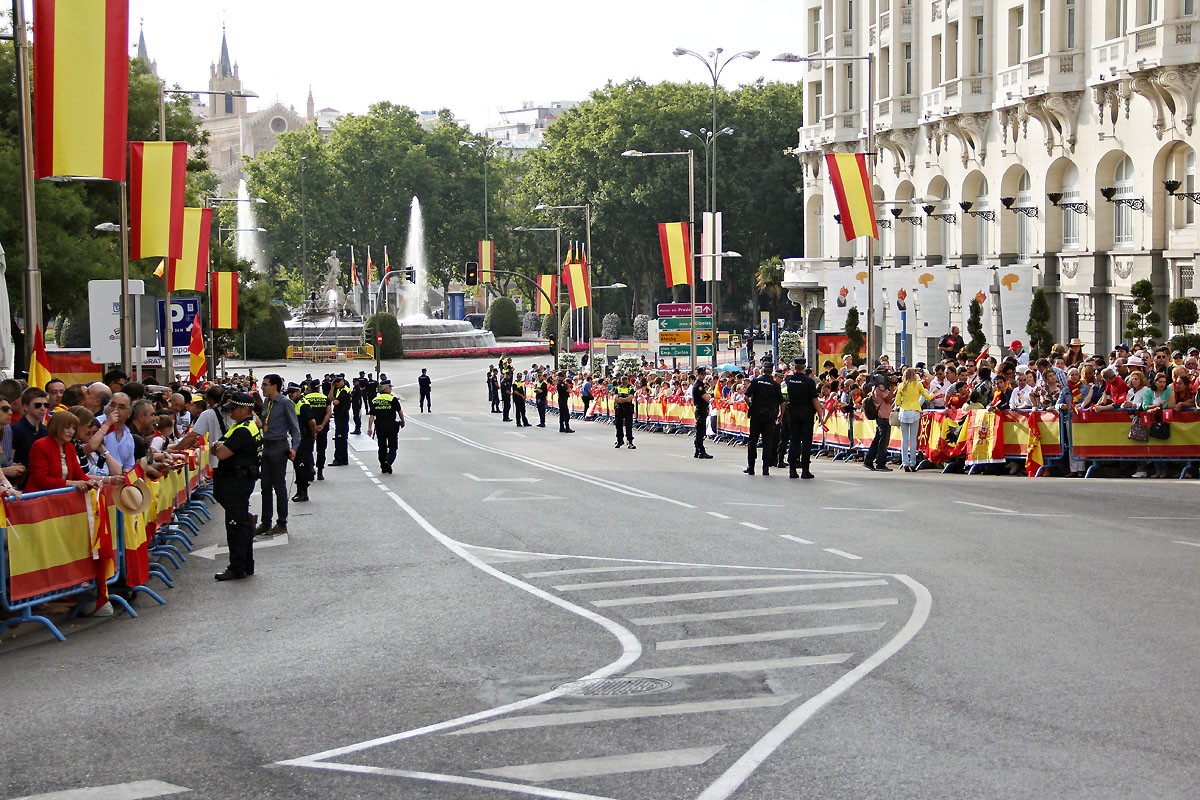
xmin=948 ymin=75 xmax=992 ymax=114
xmin=920 ymin=86 xmax=946 ymax=121
xmin=877 ymin=94 xmax=918 ymax=131
xmin=1046 ymin=51 xmax=1086 ymax=93
xmin=1089 ymin=37 xmax=1128 ymax=85
xmin=1125 ymin=19 xmax=1197 ymax=69
xmin=995 ymin=65 xmax=1023 ymax=104
xmin=796 ymin=122 xmax=828 ymax=152
xmin=782 ymin=258 xmax=827 ymax=290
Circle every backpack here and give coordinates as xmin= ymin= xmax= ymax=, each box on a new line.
xmin=862 ymin=394 xmax=878 ymax=420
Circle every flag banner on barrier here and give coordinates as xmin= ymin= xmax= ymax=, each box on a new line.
xmin=1069 ymin=409 xmax=1200 ymax=459
xmin=964 ymin=409 xmax=1005 ymax=466
xmin=5 ymin=490 xmax=94 ymax=602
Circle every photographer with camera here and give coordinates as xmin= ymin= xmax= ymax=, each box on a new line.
xmin=863 ymin=369 xmax=897 ymax=472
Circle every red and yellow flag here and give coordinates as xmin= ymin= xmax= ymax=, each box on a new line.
xmin=384 ymin=245 xmax=391 ymax=279
xmin=825 ymin=153 xmax=879 ymax=241
xmin=562 ymin=243 xmax=590 ymax=310
xmin=28 ymin=324 xmax=54 ymax=391
xmin=535 ymin=273 xmax=557 ymax=315
xmin=211 ymin=271 xmax=239 ymax=330
xmin=167 ymin=207 xmax=211 ymax=292
xmin=366 ymin=248 xmax=376 ymax=284
xmin=478 ymin=240 xmax=495 ymax=283
xmin=1025 ymin=414 xmax=1044 ymax=477
xmin=129 ymin=141 xmax=188 ymax=260
xmin=188 ymin=310 xmax=207 ymax=384
xmin=5 ymin=489 xmax=95 ymax=602
xmin=32 ymin=0 xmax=129 ymax=181
xmin=350 ymin=252 xmax=359 ymax=286
xmin=658 ymin=222 xmax=692 ymax=287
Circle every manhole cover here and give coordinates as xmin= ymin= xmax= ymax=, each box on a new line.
xmin=554 ymin=677 xmax=672 ymax=697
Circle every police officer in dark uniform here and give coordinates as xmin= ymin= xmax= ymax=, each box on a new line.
xmin=783 ymin=356 xmax=823 ymax=479
xmin=303 ymin=382 xmax=332 ymax=480
xmin=364 ymin=373 xmax=378 ymax=405
xmin=288 ymin=383 xmax=314 ymax=502
xmin=418 ymin=368 xmax=432 ymax=412
xmin=774 ymin=370 xmax=790 ymax=468
xmin=556 ymin=372 xmax=575 ymax=433
xmin=367 ymin=379 xmax=405 ymax=474
xmin=330 ymin=375 xmax=352 ymax=466
xmin=500 ymin=370 xmax=513 ymax=421
xmin=351 ymin=377 xmax=365 ymax=434
xmin=613 ymin=374 xmax=636 ymax=449
xmin=692 ymin=366 xmax=713 ymax=458
xmin=744 ymin=365 xmax=783 ymax=475
xmin=210 ymin=392 xmax=261 ymax=581
xmin=534 ymin=371 xmax=550 ymax=427
xmin=511 ymin=376 xmax=530 ymax=427
xmin=488 ymin=368 xmax=501 ymax=413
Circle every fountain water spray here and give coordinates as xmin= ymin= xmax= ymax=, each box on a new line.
xmin=398 ymin=196 xmax=427 ymax=320
xmin=236 ymin=179 xmax=263 ymax=271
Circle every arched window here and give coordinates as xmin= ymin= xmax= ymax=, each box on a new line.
xmin=1114 ymin=156 xmax=1134 ymax=246
xmin=1017 ymin=172 xmax=1034 ymax=262
xmin=1062 ymin=163 xmax=1081 ymax=249
xmin=976 ymin=179 xmax=990 ymax=263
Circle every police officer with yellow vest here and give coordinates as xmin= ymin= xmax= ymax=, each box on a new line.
xmin=289 ymin=382 xmax=314 ymax=502
xmin=330 ymin=375 xmax=352 ymax=466
xmin=303 ymin=383 xmax=332 ymax=480
xmin=210 ymin=392 xmax=261 ymax=581
xmin=613 ymin=374 xmax=637 ymax=449
xmin=366 ymin=379 xmax=405 ymax=473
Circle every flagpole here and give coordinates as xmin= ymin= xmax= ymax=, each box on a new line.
xmin=13 ymin=0 xmax=41 ymax=371
xmin=158 ymin=90 xmax=175 ymax=384
xmin=865 ymin=51 xmax=876 ymax=367
xmin=119 ymin=183 xmax=133 ymax=376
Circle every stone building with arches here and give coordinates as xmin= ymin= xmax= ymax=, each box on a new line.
xmin=783 ymin=0 xmax=1200 ymax=363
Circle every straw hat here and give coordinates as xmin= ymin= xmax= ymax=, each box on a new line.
xmin=116 ymin=478 xmax=152 ymax=515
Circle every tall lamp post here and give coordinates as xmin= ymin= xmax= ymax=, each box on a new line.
xmin=775 ymin=51 xmax=877 ymax=365
xmin=621 ymin=149 xmax=698 ymax=371
xmin=210 ymin=196 xmax=266 ymax=377
xmin=534 ymin=203 xmax=593 ymax=362
xmin=681 ymin=126 xmax=733 ymax=365
xmin=513 ymin=225 xmax=563 ymax=368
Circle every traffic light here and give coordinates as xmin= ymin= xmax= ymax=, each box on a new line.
xmin=548 ymin=333 xmax=557 ymax=356
xmin=405 ymin=265 xmax=416 ymax=283
xmin=465 ymin=261 xmax=479 ymax=286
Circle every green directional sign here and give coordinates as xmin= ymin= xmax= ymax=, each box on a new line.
xmin=659 ymin=344 xmax=715 ymax=357
xmin=658 ymin=317 xmax=714 ymax=330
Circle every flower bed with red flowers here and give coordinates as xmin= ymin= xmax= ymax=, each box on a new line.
xmin=401 ymin=344 xmax=555 ymax=359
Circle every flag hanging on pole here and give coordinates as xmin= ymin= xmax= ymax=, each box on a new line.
xmin=825 ymin=153 xmax=879 ymax=241
xmin=562 ymin=241 xmax=590 ymax=309
xmin=700 ymin=211 xmax=724 ymax=281
xmin=28 ymin=325 xmax=54 ymax=391
xmin=153 ymin=260 xmax=165 ymax=280
xmin=658 ymin=222 xmax=692 ymax=287
xmin=128 ymin=141 xmax=188 ymax=260
xmin=1025 ymin=413 xmax=1044 ymax=477
xmin=535 ymin=273 xmax=557 ymax=315
xmin=188 ymin=311 xmax=206 ymax=384
xmin=350 ymin=254 xmax=359 ymax=286
xmin=366 ymin=247 xmax=376 ymax=284
xmin=478 ymin=241 xmax=494 ymax=284
xmin=210 ymin=271 xmax=239 ymax=330
xmin=32 ymin=0 xmax=129 ymax=181
xmin=166 ymin=207 xmax=211 ymax=292
xmin=384 ymin=245 xmax=391 ymax=279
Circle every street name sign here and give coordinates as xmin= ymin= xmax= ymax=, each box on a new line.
xmin=657 ymin=302 xmax=713 ymax=317
xmin=658 ymin=317 xmax=714 ymax=330
xmin=658 ymin=330 xmax=715 ymax=344
xmin=659 ymin=344 xmax=715 ymax=357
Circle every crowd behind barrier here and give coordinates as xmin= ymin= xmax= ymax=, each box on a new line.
xmin=0 ymin=441 xmax=214 ymax=642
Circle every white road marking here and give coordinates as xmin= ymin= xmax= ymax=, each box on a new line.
xmin=724 ymin=502 xmax=785 ymax=507
xmin=781 ymin=535 xmax=814 ymax=545
xmin=824 ymin=479 xmax=862 ymax=487
xmin=969 ymin=512 xmax=1073 ymax=517
xmin=464 ymin=473 xmax=541 ymax=483
xmin=370 ymin=478 xmax=382 ymax=485
xmin=473 ymin=746 xmax=726 ymax=783
xmin=505 ymin=431 xmax=528 ymax=438
xmin=8 ymin=781 xmax=191 ymax=800
xmin=362 ymin=472 xmax=375 ymax=478
xmin=558 ymin=574 xmax=851 ymax=592
xmin=628 ymin=596 xmax=897 ymax=626
xmin=821 ymin=507 xmax=900 ymax=512
xmin=192 ymin=534 xmax=289 ymax=560
xmin=823 ymin=548 xmax=863 ymax=560
xmin=629 ymin=654 xmax=852 ymax=678
xmin=523 ymin=565 xmax=696 ymax=578
xmin=707 ymin=511 xmax=731 ymax=519
xmin=483 ymin=489 xmax=564 ymax=502
xmin=666 ymin=453 xmax=688 ymax=458
xmin=1174 ymin=541 xmax=1200 ymax=548
xmin=447 ymin=694 xmax=802 ymax=736
xmin=656 ymin=621 xmax=887 ymax=650
xmin=1135 ymin=517 xmax=1197 ymax=521
xmin=740 ymin=522 xmax=769 ymax=531
xmin=954 ymin=500 xmax=1014 ymax=513
xmin=592 ymin=579 xmax=889 ymax=607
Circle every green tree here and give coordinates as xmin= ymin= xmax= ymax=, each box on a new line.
xmin=777 ymin=330 xmax=803 ymax=364
xmin=242 ymin=305 xmax=288 ymax=360
xmin=633 ymin=314 xmax=650 ymax=341
xmin=842 ymin=307 xmax=865 ymax=363
xmin=1026 ymin=288 xmax=1054 ymax=358
xmin=365 ymin=313 xmax=403 ymax=359
xmin=601 ymin=312 xmax=621 ymax=340
xmin=755 ymin=257 xmax=785 ymax=321
xmin=484 ymin=296 xmax=521 ymax=337
xmin=965 ymin=299 xmax=987 ymax=357
xmin=1124 ymin=279 xmax=1162 ymax=345
xmin=1168 ymin=297 xmax=1198 ymax=333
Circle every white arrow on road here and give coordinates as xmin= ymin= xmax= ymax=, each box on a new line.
xmin=463 ymin=473 xmax=541 ymax=483
xmin=192 ymin=533 xmax=290 ymax=560
xmin=504 ymin=431 xmax=528 ymax=438
xmin=483 ymin=489 xmax=563 ymax=502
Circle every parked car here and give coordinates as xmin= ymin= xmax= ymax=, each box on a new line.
xmin=465 ymin=313 xmax=485 ymax=330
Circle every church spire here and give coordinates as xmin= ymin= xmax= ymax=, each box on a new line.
xmin=217 ymin=24 xmax=233 ymax=78
xmin=136 ymin=18 xmax=149 ymax=61
xmin=307 ymin=85 xmax=315 ymax=122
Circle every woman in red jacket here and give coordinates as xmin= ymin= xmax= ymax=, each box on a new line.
xmin=24 ymin=410 xmax=100 ymax=494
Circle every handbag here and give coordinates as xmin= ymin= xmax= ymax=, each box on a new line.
xmin=1148 ymin=410 xmax=1171 ymax=440
xmin=1128 ymin=415 xmax=1150 ymax=442
xmin=889 ymin=410 xmax=901 ymax=426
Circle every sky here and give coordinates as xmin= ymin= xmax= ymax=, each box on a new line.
xmin=95 ymin=0 xmax=809 ymax=133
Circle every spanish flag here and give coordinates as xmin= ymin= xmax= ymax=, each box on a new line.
xmin=366 ymin=247 xmax=376 ymax=284
xmin=188 ymin=310 xmax=206 ymax=384
xmin=211 ymin=271 xmax=239 ymax=330
xmin=535 ymin=273 xmax=557 ymax=315
xmin=153 ymin=259 xmax=165 ymax=279
xmin=32 ymin=0 xmax=129 ymax=181
xmin=478 ymin=240 xmax=495 ymax=284
xmin=167 ymin=207 xmax=211 ymax=292
xmin=825 ymin=153 xmax=879 ymax=241
xmin=1025 ymin=415 xmax=1044 ymax=477
xmin=5 ymin=489 xmax=95 ymax=602
xmin=384 ymin=245 xmax=391 ymax=280
xmin=350 ymin=252 xmax=359 ymax=286
xmin=28 ymin=324 xmax=54 ymax=391
xmin=129 ymin=141 xmax=188 ymax=260
xmin=658 ymin=222 xmax=692 ymax=287
xmin=562 ymin=242 xmax=590 ymax=309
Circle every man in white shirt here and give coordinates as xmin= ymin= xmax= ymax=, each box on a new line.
xmin=928 ymin=364 xmax=953 ymax=408
xmin=1008 ymin=339 xmax=1030 ymax=366
xmin=177 ymin=386 xmax=230 ymax=470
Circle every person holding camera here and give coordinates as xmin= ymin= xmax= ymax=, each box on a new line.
xmin=864 ymin=371 xmax=896 ymax=472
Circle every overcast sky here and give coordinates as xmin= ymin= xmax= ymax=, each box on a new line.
xmin=98 ymin=0 xmax=807 ymax=132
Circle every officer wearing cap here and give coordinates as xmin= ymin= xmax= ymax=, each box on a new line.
xmin=302 ymin=380 xmax=332 ymax=480
xmin=692 ymin=366 xmax=713 ymax=458
xmin=613 ymin=374 xmax=636 ymax=449
xmin=287 ymin=383 xmax=314 ymax=502
xmin=782 ymin=356 xmax=822 ymax=479
xmin=367 ymin=379 xmax=405 ymax=474
xmin=774 ymin=369 xmax=790 ymax=468
xmin=744 ymin=365 xmax=783 ymax=475
xmin=210 ymin=392 xmax=261 ymax=580
xmin=329 ymin=375 xmax=352 ymax=466
xmin=351 ymin=377 xmax=365 ymax=435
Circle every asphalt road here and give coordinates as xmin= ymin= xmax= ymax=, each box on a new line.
xmin=3 ymin=355 xmax=1199 ymax=800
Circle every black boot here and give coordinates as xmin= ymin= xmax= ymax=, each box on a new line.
xmin=292 ymin=488 xmax=309 ymax=502
xmin=789 ymin=468 xmax=799 ymax=479
xmin=743 ymin=465 xmax=755 ymax=474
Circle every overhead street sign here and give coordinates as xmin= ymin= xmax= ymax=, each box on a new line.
xmin=658 ymin=330 xmax=715 ymax=344
xmin=659 ymin=344 xmax=715 ymax=357
xmin=657 ymin=302 xmax=713 ymax=317
xmin=658 ymin=317 xmax=713 ymax=330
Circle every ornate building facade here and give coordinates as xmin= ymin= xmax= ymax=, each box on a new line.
xmin=783 ymin=0 xmax=1200 ymax=363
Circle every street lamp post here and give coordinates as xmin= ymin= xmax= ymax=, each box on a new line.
xmin=534 ymin=203 xmax=593 ymax=363
xmin=513 ymin=225 xmax=563 ymax=369
xmin=622 ymin=149 xmax=698 ymax=371
xmin=300 ymin=156 xmax=308 ymax=287
xmin=10 ymin=0 xmax=40 ymax=371
xmin=775 ymin=51 xmax=877 ymax=365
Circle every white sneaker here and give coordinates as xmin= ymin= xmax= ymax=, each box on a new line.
xmin=1131 ymin=470 xmax=1147 ymax=478
xmin=90 ymin=601 xmax=114 ymax=617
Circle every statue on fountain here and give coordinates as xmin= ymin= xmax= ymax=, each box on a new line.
xmin=321 ymin=251 xmax=347 ymax=313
